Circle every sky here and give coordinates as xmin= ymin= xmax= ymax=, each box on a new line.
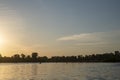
xmin=0 ymin=0 xmax=120 ymax=57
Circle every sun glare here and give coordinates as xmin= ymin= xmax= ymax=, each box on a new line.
xmin=0 ymin=36 xmax=5 ymax=45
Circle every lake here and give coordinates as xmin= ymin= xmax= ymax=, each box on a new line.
xmin=0 ymin=63 xmax=120 ymax=80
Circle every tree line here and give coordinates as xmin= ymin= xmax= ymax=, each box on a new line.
xmin=0 ymin=51 xmax=120 ymax=63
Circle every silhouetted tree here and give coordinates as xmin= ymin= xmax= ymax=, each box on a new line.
xmin=21 ymin=54 xmax=25 ymax=59
xmin=78 ymin=55 xmax=83 ymax=62
xmin=0 ymin=54 xmax=2 ymax=58
xmin=32 ymin=52 xmax=38 ymax=59
xmin=13 ymin=54 xmax=20 ymax=59
xmin=39 ymin=56 xmax=48 ymax=62
xmin=0 ymin=51 xmax=120 ymax=63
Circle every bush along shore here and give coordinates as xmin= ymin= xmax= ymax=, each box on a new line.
xmin=0 ymin=51 xmax=120 ymax=63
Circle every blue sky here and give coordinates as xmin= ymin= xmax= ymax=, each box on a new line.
xmin=0 ymin=0 xmax=120 ymax=56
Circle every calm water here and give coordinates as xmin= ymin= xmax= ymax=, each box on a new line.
xmin=0 ymin=63 xmax=120 ymax=80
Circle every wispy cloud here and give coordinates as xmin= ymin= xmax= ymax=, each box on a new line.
xmin=57 ymin=30 xmax=120 ymax=45
xmin=57 ymin=33 xmax=91 ymax=41
xmin=57 ymin=33 xmax=101 ymax=41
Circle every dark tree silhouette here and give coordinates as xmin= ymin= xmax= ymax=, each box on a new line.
xmin=0 ymin=51 xmax=120 ymax=63
xmin=32 ymin=52 xmax=38 ymax=59
xmin=21 ymin=54 xmax=26 ymax=59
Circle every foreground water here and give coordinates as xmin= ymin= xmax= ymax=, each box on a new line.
xmin=0 ymin=63 xmax=120 ymax=80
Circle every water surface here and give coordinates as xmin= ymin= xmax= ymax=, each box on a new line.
xmin=0 ymin=63 xmax=120 ymax=80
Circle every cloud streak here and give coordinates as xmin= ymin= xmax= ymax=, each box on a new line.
xmin=57 ymin=34 xmax=88 ymax=41
xmin=57 ymin=31 xmax=105 ymax=41
xmin=57 ymin=30 xmax=120 ymax=45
